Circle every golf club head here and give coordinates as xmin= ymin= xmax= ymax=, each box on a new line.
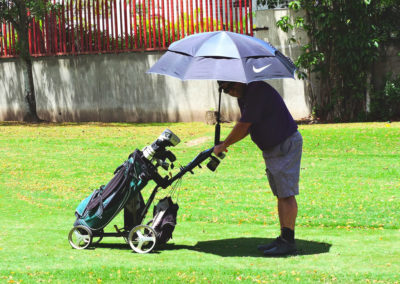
xmin=158 ymin=129 xmax=180 ymax=147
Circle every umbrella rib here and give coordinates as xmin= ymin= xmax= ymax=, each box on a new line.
xmin=275 ymin=51 xmax=297 ymax=76
xmin=181 ymin=55 xmax=203 ymax=80
xmin=169 ymin=50 xmax=193 ymax=57
xmin=242 ymin=57 xmax=251 ymax=83
xmin=226 ymin=32 xmax=244 ymax=59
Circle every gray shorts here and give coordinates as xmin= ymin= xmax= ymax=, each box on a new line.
xmin=262 ymin=131 xmax=303 ymax=198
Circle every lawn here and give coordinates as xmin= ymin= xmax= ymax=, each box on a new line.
xmin=0 ymin=122 xmax=399 ymax=283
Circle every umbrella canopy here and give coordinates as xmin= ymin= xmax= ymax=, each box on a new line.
xmin=147 ymin=31 xmax=296 ymax=83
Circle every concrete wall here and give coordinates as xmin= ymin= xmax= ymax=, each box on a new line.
xmin=1 ymin=53 xmax=242 ymax=122
xmin=0 ymin=59 xmax=28 ymax=121
xmin=254 ymin=9 xmax=310 ymax=120
xmin=0 ymin=9 xmax=311 ymax=123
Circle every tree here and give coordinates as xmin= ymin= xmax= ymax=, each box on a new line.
xmin=0 ymin=0 xmax=58 ymax=122
xmin=260 ymin=0 xmax=400 ymax=121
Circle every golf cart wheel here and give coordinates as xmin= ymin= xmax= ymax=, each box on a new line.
xmin=128 ymin=225 xmax=157 ymax=254
xmin=68 ymin=225 xmax=93 ymax=250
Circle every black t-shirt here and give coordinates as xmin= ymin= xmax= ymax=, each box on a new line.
xmin=238 ymin=81 xmax=298 ymax=150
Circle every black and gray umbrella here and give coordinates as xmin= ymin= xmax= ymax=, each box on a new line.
xmin=147 ymin=31 xmax=296 ymax=144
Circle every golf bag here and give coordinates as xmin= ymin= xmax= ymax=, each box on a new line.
xmin=73 ymin=150 xmax=150 ymax=231
xmin=152 ymin=197 xmax=179 ymax=244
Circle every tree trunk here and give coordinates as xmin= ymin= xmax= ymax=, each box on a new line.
xmin=16 ymin=0 xmax=41 ymax=122
xmin=21 ymin=57 xmax=40 ymax=122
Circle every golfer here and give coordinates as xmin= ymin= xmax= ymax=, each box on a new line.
xmin=213 ymin=80 xmax=303 ymax=256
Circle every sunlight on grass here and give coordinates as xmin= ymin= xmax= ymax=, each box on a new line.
xmin=0 ymin=122 xmax=399 ymax=282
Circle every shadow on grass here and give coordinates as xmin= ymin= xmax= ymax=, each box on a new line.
xmin=88 ymin=237 xmax=331 ymax=257
xmin=162 ymin=238 xmax=332 ymax=257
xmin=94 ymin=243 xmax=132 ymax=250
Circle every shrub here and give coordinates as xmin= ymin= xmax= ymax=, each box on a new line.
xmin=369 ymin=74 xmax=400 ymax=121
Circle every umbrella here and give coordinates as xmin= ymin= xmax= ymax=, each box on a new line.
xmin=147 ymin=31 xmax=297 ymax=144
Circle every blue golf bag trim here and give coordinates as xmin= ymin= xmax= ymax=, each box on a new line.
xmin=73 ymin=150 xmax=150 ymax=231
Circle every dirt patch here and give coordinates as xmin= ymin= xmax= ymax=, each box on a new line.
xmin=185 ymin=136 xmax=210 ymax=147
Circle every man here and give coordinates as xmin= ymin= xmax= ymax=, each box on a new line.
xmin=213 ymin=80 xmax=303 ymax=256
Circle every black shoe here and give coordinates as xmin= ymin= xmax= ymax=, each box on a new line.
xmin=263 ymin=237 xmax=297 ymax=256
xmin=257 ymin=237 xmax=282 ymax=251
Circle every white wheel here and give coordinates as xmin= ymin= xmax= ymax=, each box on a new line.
xmin=128 ymin=225 xmax=157 ymax=254
xmin=68 ymin=226 xmax=92 ymax=250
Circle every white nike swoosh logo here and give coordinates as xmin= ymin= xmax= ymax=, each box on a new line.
xmin=253 ymin=64 xmax=271 ymax=73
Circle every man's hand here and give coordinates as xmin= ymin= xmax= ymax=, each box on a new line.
xmin=212 ymin=122 xmax=251 ymax=156
xmin=213 ymin=142 xmax=228 ymax=156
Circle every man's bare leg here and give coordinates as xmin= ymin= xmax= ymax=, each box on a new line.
xmin=278 ymin=196 xmax=297 ymax=230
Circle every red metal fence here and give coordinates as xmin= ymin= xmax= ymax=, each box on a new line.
xmin=0 ymin=0 xmax=253 ymax=58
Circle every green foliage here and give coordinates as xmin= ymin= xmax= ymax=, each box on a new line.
xmin=275 ymin=0 xmax=400 ymax=122
xmin=369 ymin=74 xmax=400 ymax=121
xmin=0 ymin=0 xmax=57 ymax=27
xmin=0 ymin=0 xmax=60 ymax=57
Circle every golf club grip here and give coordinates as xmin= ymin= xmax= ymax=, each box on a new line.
xmin=214 ymin=123 xmax=220 ymax=145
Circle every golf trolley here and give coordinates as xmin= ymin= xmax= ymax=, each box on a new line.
xmin=68 ymin=129 xmax=223 ymax=253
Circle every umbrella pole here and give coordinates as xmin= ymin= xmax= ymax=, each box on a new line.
xmin=214 ymin=88 xmax=222 ymax=145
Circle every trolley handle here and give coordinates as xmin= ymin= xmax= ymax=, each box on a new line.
xmin=186 ymin=147 xmax=214 ymax=169
xmin=166 ymin=147 xmax=215 ymax=185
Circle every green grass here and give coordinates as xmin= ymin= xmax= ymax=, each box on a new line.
xmin=0 ymin=122 xmax=399 ymax=283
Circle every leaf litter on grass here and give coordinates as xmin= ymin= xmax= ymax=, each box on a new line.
xmin=0 ymin=122 xmax=399 ymax=282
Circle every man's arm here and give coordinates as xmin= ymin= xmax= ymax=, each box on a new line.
xmin=213 ymin=122 xmax=251 ymax=155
